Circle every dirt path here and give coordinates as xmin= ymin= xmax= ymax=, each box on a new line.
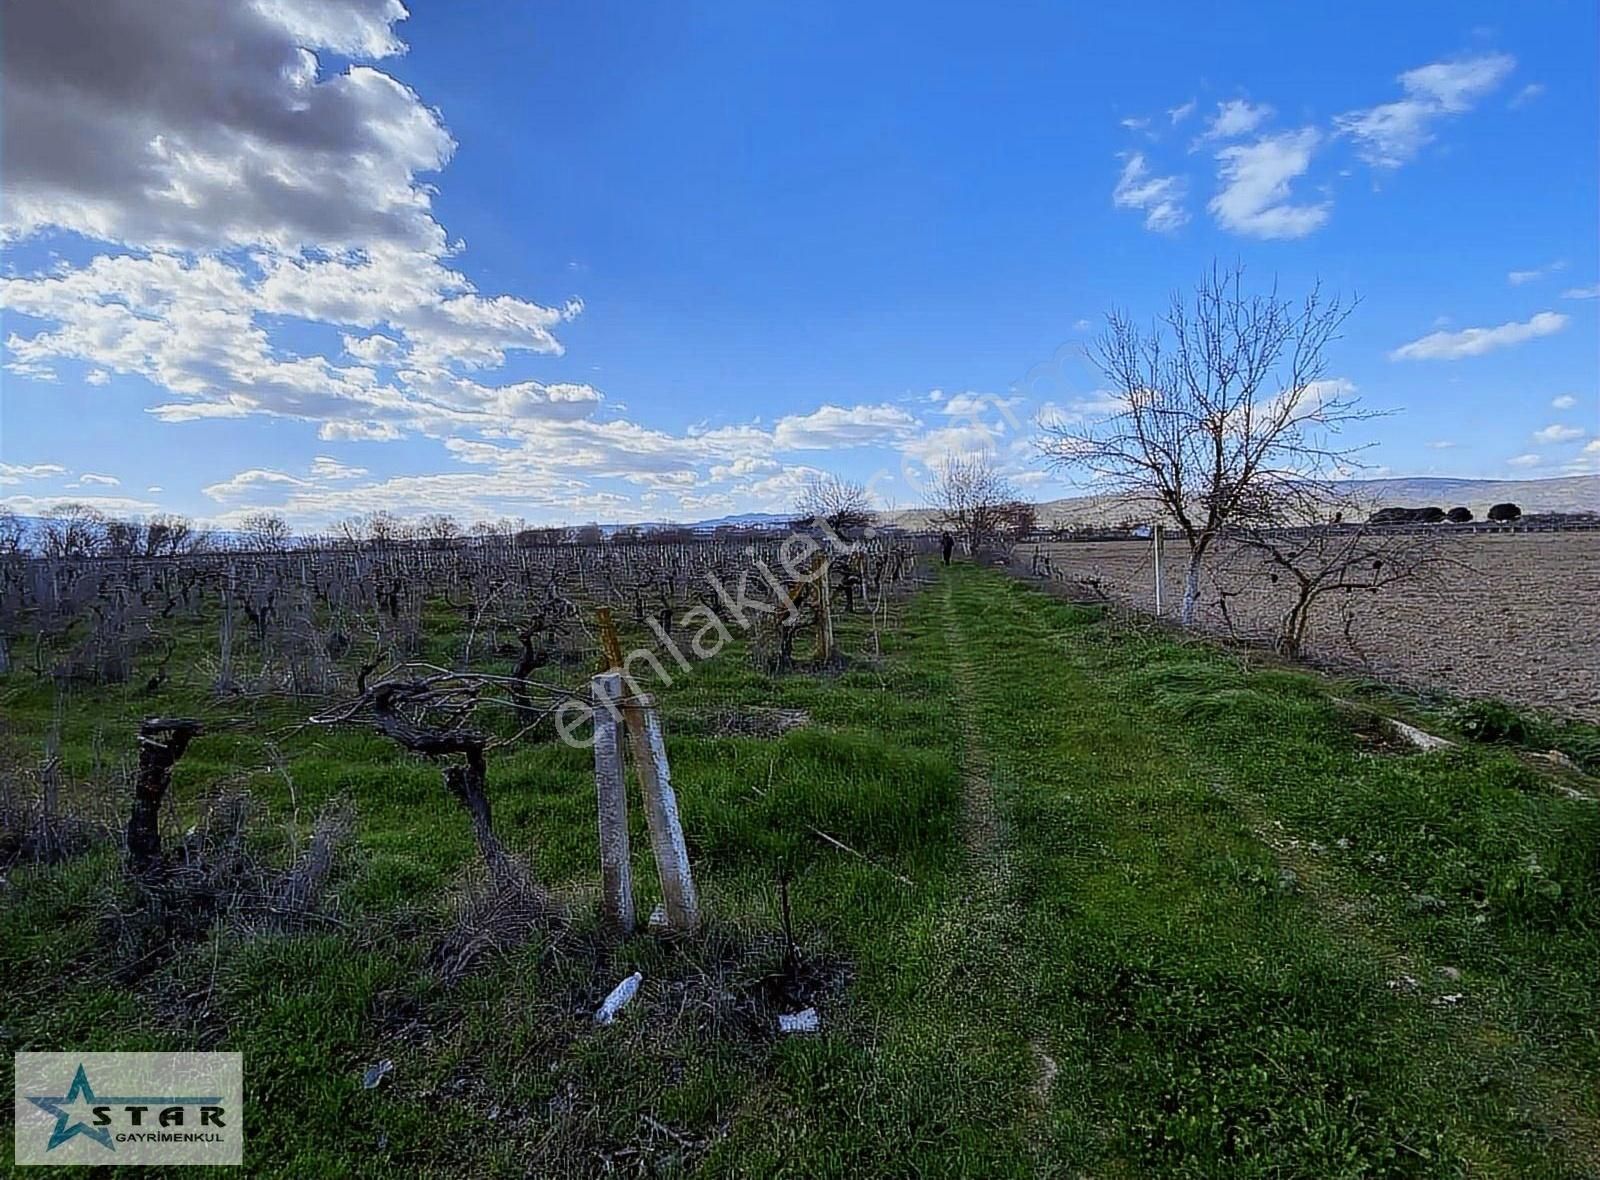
xmin=939 ymin=574 xmax=1060 ymax=1117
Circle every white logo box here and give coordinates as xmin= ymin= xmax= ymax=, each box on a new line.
xmin=14 ymin=1052 xmax=243 ymax=1167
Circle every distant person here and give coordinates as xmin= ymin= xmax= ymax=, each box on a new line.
xmin=940 ymin=531 xmax=954 ymax=565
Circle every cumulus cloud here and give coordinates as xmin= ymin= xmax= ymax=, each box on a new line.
xmin=1208 ymin=128 xmax=1328 ymax=239
xmin=202 ymin=468 xmax=314 ymax=501
xmin=309 ymin=456 xmax=369 ymax=480
xmin=0 ymin=1 xmax=593 ymax=452
xmin=1 ymin=492 xmax=159 ymax=515
xmin=1 ymin=0 xmax=449 ymax=253
xmin=1506 ymin=453 xmax=1541 ymax=468
xmin=1112 ymin=153 xmax=1188 ymax=232
xmin=1562 ymin=284 xmax=1600 ymax=300
xmin=1336 ymin=53 xmax=1515 ymax=168
xmin=1389 ymin=311 xmax=1568 ymax=360
xmin=1532 ymin=423 xmax=1585 ymax=444
xmin=1199 ymin=99 xmax=1274 ymax=142
xmin=773 ymin=403 xmax=918 ymax=450
xmin=1551 ymin=394 xmax=1578 ymax=409
xmin=0 ymin=462 xmax=68 ymax=485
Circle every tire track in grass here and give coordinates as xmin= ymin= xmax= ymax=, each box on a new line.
xmin=939 ymin=572 xmax=1061 ymax=1126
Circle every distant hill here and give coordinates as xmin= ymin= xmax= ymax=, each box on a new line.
xmin=890 ymin=474 xmax=1600 ymax=530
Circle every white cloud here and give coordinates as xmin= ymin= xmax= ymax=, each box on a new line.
xmin=937 ymin=392 xmax=1022 ymax=418
xmin=1510 ymin=82 xmax=1545 ymax=108
xmin=1551 ymin=394 xmax=1578 ymax=409
xmin=1199 ymin=99 xmax=1274 ymax=142
xmin=1336 ymin=53 xmax=1515 ymax=168
xmin=1 ymin=0 xmax=450 ymax=253
xmin=773 ymin=403 xmax=918 ymax=450
xmin=1208 ymin=128 xmax=1328 ymax=239
xmin=0 ymin=2 xmax=591 ymax=451
xmin=1506 ymin=453 xmax=1541 ymax=468
xmin=1562 ymin=284 xmax=1600 ymax=300
xmin=1 ymin=493 xmax=158 ymax=515
xmin=202 ymin=468 xmax=314 ymax=501
xmin=0 ymin=462 xmax=67 ymax=485
xmin=76 ymin=473 xmax=120 ymax=486
xmin=1532 ymin=423 xmax=1585 ymax=444
xmin=1035 ymin=392 xmax=1127 ymax=428
xmin=309 ymin=455 xmax=369 ymax=480
xmin=1507 ymin=260 xmax=1565 ymax=286
xmin=1112 ymin=153 xmax=1188 ymax=232
xmin=1120 ymin=116 xmax=1150 ymax=131
xmin=1427 ymin=440 xmax=1456 ymax=449
xmin=1168 ymin=99 xmax=1197 ymax=125
xmin=1389 ymin=311 xmax=1568 ymax=360
xmin=343 ymin=333 xmax=405 ymax=366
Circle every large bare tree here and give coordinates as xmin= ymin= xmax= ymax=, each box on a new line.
xmin=238 ymin=511 xmax=293 ymax=552
xmin=795 ymin=473 xmax=875 ymax=535
xmin=930 ymin=452 xmax=1025 ymax=554
xmin=1039 ymin=263 xmax=1364 ymax=623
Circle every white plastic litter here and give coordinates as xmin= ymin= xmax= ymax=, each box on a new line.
xmin=778 ymin=1007 xmax=820 ymax=1034
xmin=594 ymin=972 xmax=643 ymax=1025
xmin=362 ymin=1059 xmax=394 ymax=1089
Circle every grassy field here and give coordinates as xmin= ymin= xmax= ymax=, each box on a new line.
xmin=3 ymin=564 xmax=1598 ymax=1176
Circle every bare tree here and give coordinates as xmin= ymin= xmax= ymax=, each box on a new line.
xmin=102 ymin=518 xmax=148 ymax=557
xmin=238 ymin=511 xmax=293 ymax=552
xmin=1215 ymin=504 xmax=1450 ymax=658
xmin=338 ymin=511 xmax=406 ymax=548
xmin=0 ymin=509 xmax=25 ymax=556
xmin=417 ymin=513 xmax=461 ymax=548
xmin=38 ymin=503 xmax=106 ymax=558
xmin=1039 ymin=263 xmax=1363 ymax=624
xmin=145 ymin=513 xmax=206 ymax=556
xmin=795 ymin=473 xmax=875 ymax=534
xmin=930 ymin=452 xmax=1022 ymax=553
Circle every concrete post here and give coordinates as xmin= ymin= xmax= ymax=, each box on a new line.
xmin=591 ymin=672 xmax=635 ymax=934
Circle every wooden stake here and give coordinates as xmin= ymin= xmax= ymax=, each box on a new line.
xmin=816 ymin=555 xmax=835 ymax=666
xmin=595 ymin=606 xmax=625 ymax=671
xmin=623 ymin=693 xmax=699 ymax=932
xmin=591 ymin=672 xmax=635 ymax=934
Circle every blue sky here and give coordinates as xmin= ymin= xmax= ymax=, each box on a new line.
xmin=1 ymin=0 xmax=1596 ymax=528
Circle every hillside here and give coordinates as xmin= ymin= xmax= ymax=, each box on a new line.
xmin=893 ymin=474 xmax=1599 ymax=530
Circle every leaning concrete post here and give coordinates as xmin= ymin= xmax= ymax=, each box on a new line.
xmin=623 ymin=694 xmax=699 ymax=932
xmin=591 ymin=672 xmax=635 ymax=934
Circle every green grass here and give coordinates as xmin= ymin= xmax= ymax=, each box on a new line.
xmin=2 ymin=564 xmax=1597 ymax=1176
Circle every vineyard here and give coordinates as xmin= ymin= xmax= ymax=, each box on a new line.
xmin=2 ymin=540 xmax=1598 ymax=1176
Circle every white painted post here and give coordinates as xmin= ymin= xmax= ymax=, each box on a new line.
xmin=1152 ymin=522 xmax=1164 ymax=617
xmin=623 ymin=693 xmax=700 ymax=933
xmin=591 ymin=672 xmax=635 ymax=934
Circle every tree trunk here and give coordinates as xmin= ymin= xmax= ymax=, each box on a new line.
xmin=1181 ymin=550 xmax=1204 ymax=626
xmin=128 ymin=718 xmax=203 ymax=876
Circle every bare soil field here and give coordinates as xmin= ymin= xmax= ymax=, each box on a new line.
xmin=1026 ymin=531 xmax=1600 ymax=722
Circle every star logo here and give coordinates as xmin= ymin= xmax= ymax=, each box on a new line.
xmin=24 ymin=1063 xmax=222 ymax=1153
